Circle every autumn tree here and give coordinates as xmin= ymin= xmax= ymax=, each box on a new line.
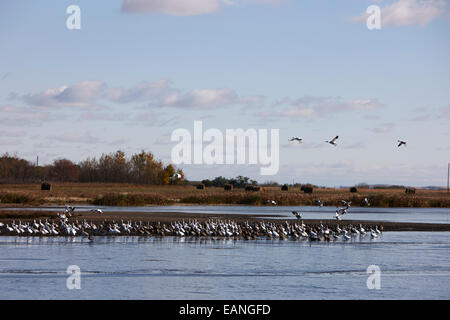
xmin=0 ymin=151 xmax=184 ymax=185
xmin=49 ymin=159 xmax=79 ymax=182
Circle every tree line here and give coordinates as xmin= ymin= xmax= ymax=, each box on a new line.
xmin=201 ymin=176 xmax=258 ymax=188
xmin=0 ymin=151 xmax=184 ymax=184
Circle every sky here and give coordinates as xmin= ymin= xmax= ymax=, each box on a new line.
xmin=0 ymin=0 xmax=449 ymax=187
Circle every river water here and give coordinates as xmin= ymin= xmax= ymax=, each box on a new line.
xmin=0 ymin=232 xmax=449 ymax=299
xmin=4 ymin=205 xmax=450 ymax=224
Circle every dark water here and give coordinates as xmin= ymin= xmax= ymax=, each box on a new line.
xmin=5 ymin=205 xmax=450 ymax=224
xmin=0 ymin=232 xmax=449 ymax=299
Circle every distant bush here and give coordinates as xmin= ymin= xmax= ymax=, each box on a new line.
xmin=202 ymin=176 xmax=258 ymax=188
xmin=261 ymin=181 xmax=279 ymax=187
xmin=373 ymin=185 xmax=405 ymax=189
xmin=0 ymin=192 xmax=39 ymax=204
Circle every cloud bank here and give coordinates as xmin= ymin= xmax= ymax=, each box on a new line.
xmin=16 ymin=80 xmax=261 ymax=110
xmin=353 ymin=0 xmax=447 ymax=27
xmin=259 ymin=96 xmax=383 ymax=119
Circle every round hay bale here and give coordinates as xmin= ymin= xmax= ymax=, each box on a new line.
xmin=41 ymin=182 xmax=52 ymax=191
xmin=224 ymin=184 xmax=233 ymax=191
xmin=281 ymin=184 xmax=289 ymax=191
xmin=350 ymin=187 xmax=358 ymax=193
xmin=302 ymin=186 xmax=313 ymax=194
xmin=196 ymin=183 xmax=205 ymax=190
xmin=405 ymin=188 xmax=416 ymax=194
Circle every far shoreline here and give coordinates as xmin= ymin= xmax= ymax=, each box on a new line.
xmin=1 ymin=183 xmax=449 ymax=208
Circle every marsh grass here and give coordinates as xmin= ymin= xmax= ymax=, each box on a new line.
xmin=0 ymin=183 xmax=448 ymax=207
xmin=0 ymin=192 xmax=44 ymax=205
xmin=91 ymin=193 xmax=169 ymax=206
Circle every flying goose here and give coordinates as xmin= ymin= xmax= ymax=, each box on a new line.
xmin=341 ymin=200 xmax=352 ymax=208
xmin=170 ymin=173 xmax=182 ymax=180
xmin=289 ymin=137 xmax=303 ymax=143
xmin=325 ymin=136 xmax=339 ymax=146
xmin=291 ymin=211 xmax=302 ymax=220
xmin=398 ymin=140 xmax=407 ymax=147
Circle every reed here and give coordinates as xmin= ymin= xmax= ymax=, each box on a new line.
xmin=91 ymin=193 xmax=168 ymax=206
xmin=0 ymin=183 xmax=448 ymax=207
xmin=0 ymin=192 xmax=43 ymax=205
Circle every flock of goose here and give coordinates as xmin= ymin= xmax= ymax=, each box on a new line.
xmin=289 ymin=136 xmax=407 ymax=148
xmin=0 ymin=218 xmax=383 ymax=241
xmin=0 ymin=203 xmax=383 ymax=241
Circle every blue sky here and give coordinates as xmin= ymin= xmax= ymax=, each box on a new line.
xmin=1 ymin=0 xmax=449 ymax=186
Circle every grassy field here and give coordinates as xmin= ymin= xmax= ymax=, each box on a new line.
xmin=0 ymin=183 xmax=449 ymax=207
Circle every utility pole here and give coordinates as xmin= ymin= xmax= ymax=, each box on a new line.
xmin=447 ymin=163 xmax=449 ymax=192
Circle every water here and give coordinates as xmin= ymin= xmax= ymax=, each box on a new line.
xmin=4 ymin=205 xmax=450 ymax=224
xmin=0 ymin=232 xmax=449 ymax=299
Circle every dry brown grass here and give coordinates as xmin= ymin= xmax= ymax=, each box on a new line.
xmin=0 ymin=183 xmax=449 ymax=207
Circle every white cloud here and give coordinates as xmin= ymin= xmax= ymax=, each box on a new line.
xmin=42 ymin=133 xmax=129 ymax=148
xmin=49 ymin=132 xmax=100 ymax=144
xmin=280 ymin=161 xmax=446 ymax=186
xmin=19 ymin=80 xmax=252 ymax=110
xmin=0 ymin=139 xmax=22 ymax=146
xmin=21 ymin=81 xmax=107 ymax=109
xmin=382 ymin=0 xmax=447 ymax=26
xmin=239 ymin=95 xmax=266 ymax=108
xmin=163 ymin=88 xmax=239 ymax=109
xmin=105 ymin=79 xmax=171 ymax=103
xmin=134 ymin=112 xmax=160 ymax=122
xmin=107 ymin=80 xmax=241 ymax=109
xmin=259 ymin=96 xmax=383 ymax=119
xmin=78 ymin=112 xmax=132 ymax=121
xmin=353 ymin=0 xmax=448 ymax=27
xmin=369 ymin=122 xmax=395 ymax=133
xmin=0 ymin=130 xmax=27 ymax=138
xmin=343 ymin=141 xmax=365 ymax=149
xmin=439 ymin=105 xmax=450 ymax=118
xmin=0 ymin=105 xmax=56 ymax=126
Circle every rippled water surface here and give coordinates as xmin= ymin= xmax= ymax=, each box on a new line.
xmin=4 ymin=205 xmax=450 ymax=223
xmin=0 ymin=232 xmax=449 ymax=299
